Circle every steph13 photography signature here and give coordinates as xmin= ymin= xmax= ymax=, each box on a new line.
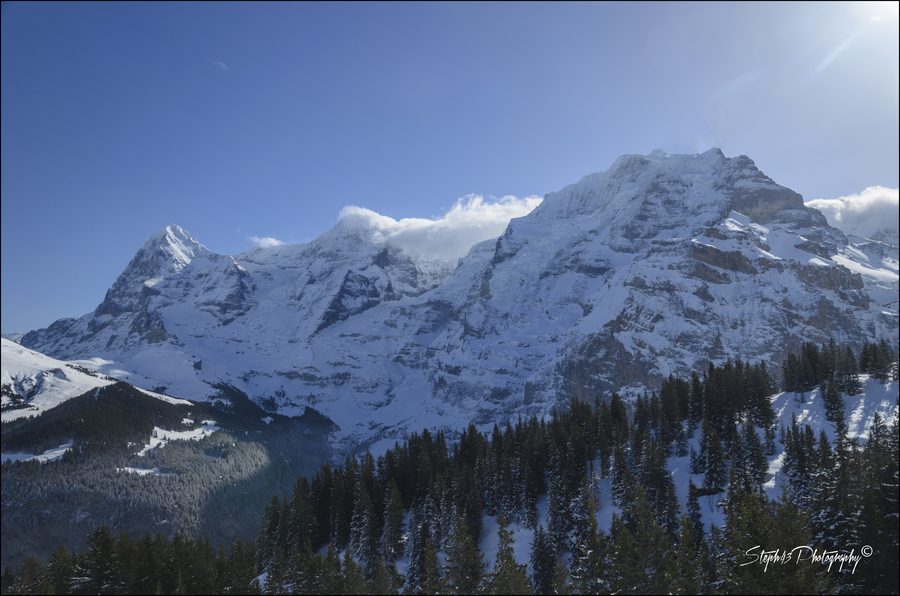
xmin=741 ymin=545 xmax=874 ymax=573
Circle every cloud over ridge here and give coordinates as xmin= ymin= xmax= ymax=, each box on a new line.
xmin=339 ymin=194 xmax=543 ymax=261
xmin=248 ymin=236 xmax=286 ymax=248
xmin=806 ymin=186 xmax=899 ymax=243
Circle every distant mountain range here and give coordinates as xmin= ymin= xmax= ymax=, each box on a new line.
xmin=11 ymin=148 xmax=899 ymax=449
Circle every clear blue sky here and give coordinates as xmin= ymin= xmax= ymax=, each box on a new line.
xmin=2 ymin=1 xmax=898 ymax=333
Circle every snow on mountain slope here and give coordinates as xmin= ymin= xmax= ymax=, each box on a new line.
xmin=17 ymin=150 xmax=899 ymax=450
xmin=1 ymin=338 xmax=190 ymax=422
xmin=2 ymin=338 xmax=115 ymax=421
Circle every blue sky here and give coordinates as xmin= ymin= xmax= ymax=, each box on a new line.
xmin=2 ymin=1 xmax=898 ymax=333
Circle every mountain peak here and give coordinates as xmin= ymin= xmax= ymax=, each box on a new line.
xmin=87 ymin=225 xmax=211 ymax=325
xmin=532 ymin=148 xmax=805 ymax=227
xmin=139 ymin=224 xmax=209 ymax=273
xmin=535 ymin=149 xmax=729 ymax=222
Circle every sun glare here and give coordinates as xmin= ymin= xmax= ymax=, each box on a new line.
xmin=849 ymin=1 xmax=900 ymax=21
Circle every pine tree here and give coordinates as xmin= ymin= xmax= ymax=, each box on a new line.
xmin=418 ymin=535 xmax=445 ymax=595
xmin=285 ymin=478 xmax=315 ymax=552
xmin=529 ymin=525 xmax=557 ymax=596
xmin=689 ymin=371 xmax=705 ymax=427
xmin=215 ymin=542 xmax=231 ymax=595
xmin=867 ymin=339 xmax=893 ymax=381
xmin=486 ymin=515 xmax=532 ymax=595
xmin=1 ymin=566 xmax=14 ymax=595
xmin=522 ymin=473 xmax=539 ymax=530
xmin=257 ymin=495 xmax=282 ymax=575
xmin=611 ymin=442 xmax=633 ymax=508
xmin=547 ymin=448 xmax=570 ymax=551
xmin=569 ymin=499 xmax=607 ymax=596
xmin=47 ymin=545 xmax=74 ymax=596
xmin=319 ymin=543 xmax=343 ymax=595
xmin=193 ymin=537 xmax=217 ymax=595
xmin=741 ymin=422 xmax=768 ymax=486
xmin=596 ymin=421 xmax=611 ymax=480
xmin=349 ymin=479 xmax=380 ymax=578
xmin=341 ymin=549 xmax=368 ymax=595
xmin=638 ymin=437 xmax=677 ymax=532
xmin=548 ymin=557 xmax=571 ymax=596
xmin=382 ymin=479 xmax=405 ymax=563
xmin=229 ymin=538 xmax=261 ymax=595
xmin=687 ymin=479 xmax=705 ymax=545
xmin=264 ymin=546 xmax=287 ymax=595
xmin=422 ymin=479 xmax=444 ymax=552
xmin=770 ymin=491 xmax=832 ymax=594
xmin=330 ymin=468 xmax=353 ymax=550
xmin=567 ymin=475 xmax=600 ymax=551
xmin=607 ymin=484 xmax=675 ymax=594
xmin=442 ymin=514 xmax=485 ymax=595
xmin=852 ymin=411 xmax=899 ymax=594
xmin=719 ymin=477 xmax=831 ymax=595
xmin=703 ymin=524 xmax=726 ymax=593
xmin=745 ymin=361 xmax=776 ymax=429
xmin=822 ymin=373 xmax=844 ymax=422
xmin=670 ymin=509 xmax=703 ymax=595
xmin=675 ymin=415 xmax=689 ymax=457
xmin=689 ymin=445 xmax=703 ymax=474
xmin=764 ymin=422 xmax=777 ymax=456
xmin=703 ymin=422 xmax=727 ymax=491
xmin=13 ymin=556 xmax=48 ymax=596
xmin=837 ymin=346 xmax=862 ymax=395
xmin=698 ymin=418 xmax=711 ymax=471
xmin=310 ymin=464 xmax=334 ymax=549
xmin=286 ymin=538 xmax=318 ymax=594
xmin=81 ymin=524 xmax=119 ymax=594
xmin=404 ymin=504 xmax=427 ymax=594
xmin=717 ymin=474 xmax=770 ymax=593
xmin=114 ymin=530 xmax=139 ymax=595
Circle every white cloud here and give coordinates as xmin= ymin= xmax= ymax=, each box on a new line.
xmin=213 ymin=61 xmax=229 ymax=70
xmin=338 ymin=194 xmax=543 ymax=261
xmin=249 ymin=235 xmax=286 ymax=248
xmin=806 ymin=186 xmax=899 ymax=241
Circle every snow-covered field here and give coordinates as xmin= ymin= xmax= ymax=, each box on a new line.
xmin=134 ymin=419 xmax=220 ymax=456
xmin=1 ymin=442 xmax=74 ymax=464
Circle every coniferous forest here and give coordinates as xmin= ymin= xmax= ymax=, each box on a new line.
xmin=2 ymin=340 xmax=898 ymax=595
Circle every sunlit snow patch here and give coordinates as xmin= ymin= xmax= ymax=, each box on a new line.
xmin=116 ymin=467 xmax=170 ymax=476
xmin=136 ymin=420 xmax=220 ymax=456
xmin=1 ymin=442 xmax=73 ymax=464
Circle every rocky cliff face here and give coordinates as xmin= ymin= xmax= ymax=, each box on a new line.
xmin=19 ymin=149 xmax=899 ymax=449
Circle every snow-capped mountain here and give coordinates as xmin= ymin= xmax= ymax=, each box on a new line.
xmin=16 ymin=149 xmax=899 ymax=448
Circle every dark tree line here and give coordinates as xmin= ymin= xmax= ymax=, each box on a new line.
xmin=782 ymin=339 xmax=897 ymax=396
xmin=1 ymin=526 xmax=261 ymax=595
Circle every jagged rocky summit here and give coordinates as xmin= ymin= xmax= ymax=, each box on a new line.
xmin=18 ymin=149 xmax=899 ymax=449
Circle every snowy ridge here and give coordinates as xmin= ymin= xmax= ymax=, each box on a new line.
xmin=15 ymin=150 xmax=899 ymax=450
xmin=1 ymin=338 xmax=190 ymax=423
